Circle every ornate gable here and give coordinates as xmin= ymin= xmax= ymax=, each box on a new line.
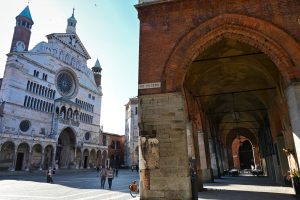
xmin=47 ymin=33 xmax=91 ymax=59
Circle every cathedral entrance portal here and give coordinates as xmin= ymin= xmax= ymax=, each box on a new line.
xmin=56 ymin=127 xmax=76 ymax=168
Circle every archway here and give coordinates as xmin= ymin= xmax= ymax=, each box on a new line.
xmin=0 ymin=141 xmax=15 ymax=170
xmin=102 ymin=150 xmax=107 ymax=168
xmin=31 ymin=144 xmax=42 ymax=170
xmin=16 ymin=143 xmax=30 ymax=171
xmin=96 ymin=150 xmax=102 ymax=168
xmin=238 ymin=140 xmax=254 ymax=170
xmin=83 ymin=149 xmax=89 ymax=168
xmin=137 ymin=3 xmax=300 ymax=198
xmin=44 ymin=145 xmax=54 ymax=170
xmin=90 ymin=149 xmax=96 ymax=168
xmin=56 ymin=127 xmax=76 ymax=168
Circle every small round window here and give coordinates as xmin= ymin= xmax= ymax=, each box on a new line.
xmin=85 ymin=132 xmax=90 ymax=140
xmin=19 ymin=120 xmax=31 ymax=132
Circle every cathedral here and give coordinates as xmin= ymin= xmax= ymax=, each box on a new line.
xmin=0 ymin=6 xmax=108 ymax=171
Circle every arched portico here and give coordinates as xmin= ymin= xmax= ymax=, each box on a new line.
xmin=137 ymin=2 xmax=300 ymax=199
xmin=56 ymin=127 xmax=76 ymax=168
xmin=16 ymin=143 xmax=30 ymax=171
xmin=0 ymin=141 xmax=15 ymax=170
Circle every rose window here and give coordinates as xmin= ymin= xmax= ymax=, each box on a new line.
xmin=19 ymin=120 xmax=31 ymax=132
xmin=56 ymin=70 xmax=77 ymax=97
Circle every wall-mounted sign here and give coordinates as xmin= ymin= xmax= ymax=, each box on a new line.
xmin=138 ymin=82 xmax=161 ymax=90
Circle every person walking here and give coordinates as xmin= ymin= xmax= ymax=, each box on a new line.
xmin=46 ymin=167 xmax=54 ymax=183
xmin=107 ymin=166 xmax=114 ymax=190
xmin=115 ymin=167 xmax=119 ymax=177
xmin=99 ymin=166 xmax=107 ymax=189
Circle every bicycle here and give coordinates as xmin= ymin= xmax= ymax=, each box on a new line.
xmin=129 ymin=180 xmax=139 ymax=198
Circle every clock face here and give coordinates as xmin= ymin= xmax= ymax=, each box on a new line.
xmin=16 ymin=41 xmax=25 ymax=52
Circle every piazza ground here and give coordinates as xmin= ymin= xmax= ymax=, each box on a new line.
xmin=0 ymin=170 xmax=296 ymax=200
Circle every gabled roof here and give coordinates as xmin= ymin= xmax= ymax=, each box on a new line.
xmin=18 ymin=6 xmax=32 ymax=20
xmin=47 ymin=33 xmax=91 ymax=59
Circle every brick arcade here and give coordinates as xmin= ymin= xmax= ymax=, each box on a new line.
xmin=136 ymin=0 xmax=300 ymax=199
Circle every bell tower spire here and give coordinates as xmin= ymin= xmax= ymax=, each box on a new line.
xmin=92 ymin=58 xmax=102 ymax=87
xmin=10 ymin=5 xmax=34 ymax=52
xmin=66 ymin=8 xmax=77 ymax=34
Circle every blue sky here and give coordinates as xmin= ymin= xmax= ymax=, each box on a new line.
xmin=0 ymin=0 xmax=139 ymax=134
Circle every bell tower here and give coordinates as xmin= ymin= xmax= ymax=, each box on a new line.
xmin=92 ymin=59 xmax=102 ymax=87
xmin=10 ymin=6 xmax=34 ymax=53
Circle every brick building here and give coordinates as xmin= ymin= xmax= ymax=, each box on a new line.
xmin=102 ymin=132 xmax=125 ymax=168
xmin=136 ymin=0 xmax=300 ymax=199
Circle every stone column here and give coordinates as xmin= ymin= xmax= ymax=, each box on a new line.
xmin=10 ymin=148 xmax=18 ymax=171
xmin=74 ymin=146 xmax=77 ymax=169
xmin=197 ymin=130 xmax=212 ymax=182
xmin=39 ymin=149 xmax=45 ymax=170
xmin=52 ymin=147 xmax=56 ymax=169
xmin=285 ymin=84 xmax=300 ymax=166
xmin=27 ymin=150 xmax=32 ymax=171
xmin=139 ymin=92 xmax=192 ymax=200
xmin=80 ymin=149 xmax=84 ymax=169
xmin=87 ymin=150 xmax=90 ymax=169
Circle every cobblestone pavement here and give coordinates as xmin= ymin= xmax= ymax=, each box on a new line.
xmin=0 ymin=170 xmax=297 ymax=200
xmin=200 ymin=174 xmax=297 ymax=200
xmin=0 ymin=169 xmax=140 ymax=200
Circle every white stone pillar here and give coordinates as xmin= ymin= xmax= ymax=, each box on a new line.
xmin=10 ymin=148 xmax=17 ymax=171
xmin=26 ymin=150 xmax=32 ymax=171
xmin=39 ymin=149 xmax=45 ymax=170
xmin=285 ymin=84 xmax=300 ymax=165
xmin=52 ymin=147 xmax=57 ymax=169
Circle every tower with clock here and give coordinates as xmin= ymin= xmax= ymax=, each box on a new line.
xmin=10 ymin=5 xmax=34 ymax=52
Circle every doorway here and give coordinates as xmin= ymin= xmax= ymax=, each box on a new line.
xmin=15 ymin=153 xmax=24 ymax=171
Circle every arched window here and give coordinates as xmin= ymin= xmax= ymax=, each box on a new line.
xmin=26 ymin=96 xmax=31 ymax=107
xmin=42 ymin=101 xmax=45 ymax=111
xmin=53 ymin=91 xmax=56 ymax=99
xmin=42 ymin=86 xmax=45 ymax=96
xmin=29 ymin=82 xmax=33 ymax=92
xmin=26 ymin=81 xmax=30 ymax=90
xmin=37 ymin=99 xmax=40 ymax=110
xmin=24 ymin=96 xmax=28 ymax=106
xmin=39 ymin=85 xmax=42 ymax=95
xmin=35 ymin=84 xmax=39 ymax=94
xmin=30 ymin=97 xmax=34 ymax=108
xmin=33 ymin=83 xmax=36 ymax=93
xmin=33 ymin=98 xmax=37 ymax=109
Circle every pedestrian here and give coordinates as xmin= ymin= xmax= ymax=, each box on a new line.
xmin=107 ymin=166 xmax=114 ymax=190
xmin=131 ymin=165 xmax=134 ymax=172
xmin=115 ymin=167 xmax=119 ymax=177
xmin=96 ymin=165 xmax=100 ymax=177
xmin=46 ymin=167 xmax=54 ymax=183
xmin=136 ymin=164 xmax=139 ymax=172
xmin=99 ymin=166 xmax=107 ymax=189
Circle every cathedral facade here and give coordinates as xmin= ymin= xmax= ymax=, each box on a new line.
xmin=0 ymin=6 xmax=107 ymax=171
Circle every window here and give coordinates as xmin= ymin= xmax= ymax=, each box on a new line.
xmin=103 ymin=135 xmax=107 ymax=146
xmin=88 ymin=94 xmax=91 ymax=98
xmin=34 ymin=70 xmax=39 ymax=77
xmin=40 ymin=128 xmax=46 ymax=135
xmin=92 ymin=96 xmax=95 ymax=100
xmin=85 ymin=132 xmax=90 ymax=140
xmin=19 ymin=120 xmax=31 ymax=132
xmin=42 ymin=73 xmax=48 ymax=81
xmin=135 ymin=107 xmax=138 ymax=115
